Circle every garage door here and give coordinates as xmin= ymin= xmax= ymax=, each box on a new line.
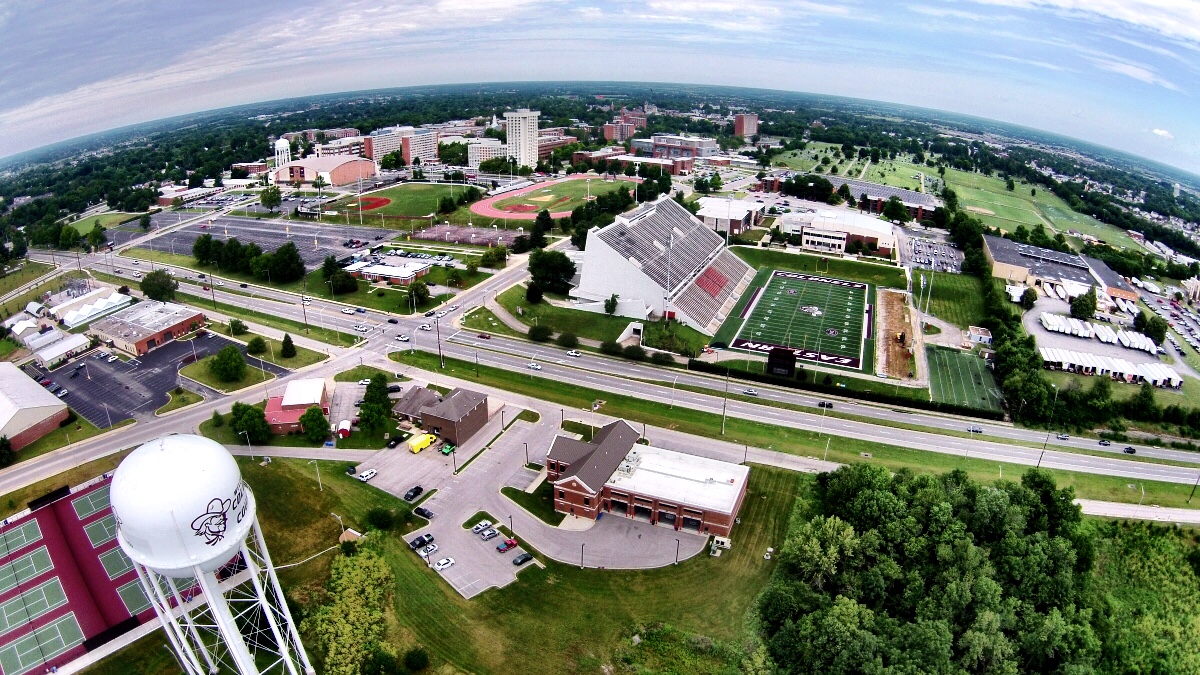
xmin=609 ymin=500 xmax=628 ymax=515
xmin=658 ymin=512 xmax=677 ymax=528
xmin=681 ymin=517 xmax=702 ymax=532
xmin=633 ymin=505 xmax=653 ymax=522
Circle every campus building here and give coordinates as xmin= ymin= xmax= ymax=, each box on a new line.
xmin=546 ymin=420 xmax=749 ymax=537
xmin=603 ymin=122 xmax=636 ymax=142
xmin=694 ymin=197 xmax=765 ymax=235
xmin=778 ymin=209 xmax=898 ymax=257
xmin=642 ymin=134 xmax=720 ymax=159
xmin=504 ymin=109 xmax=540 ymax=168
xmin=0 ymin=473 xmax=160 ymax=675
xmin=1084 ymin=255 xmax=1138 ymax=303
xmin=734 ymin=113 xmax=758 ymax=138
xmin=573 ymin=196 xmax=754 ymax=334
xmin=342 ymin=260 xmax=431 ymax=285
xmin=368 ymin=126 xmax=439 ymax=165
xmin=391 ymin=387 xmax=488 ymax=446
xmin=89 ymin=301 xmax=206 ymax=356
xmin=537 ymin=134 xmax=575 ymax=160
xmin=230 ymin=161 xmax=269 ymax=175
xmin=0 ymin=362 xmax=69 ymax=451
xmin=982 ymin=234 xmax=1097 ymax=295
xmin=269 ymin=156 xmax=377 ymax=187
xmin=315 ymin=136 xmax=370 ymax=159
xmin=822 ymin=176 xmax=941 ymax=221
xmin=467 ymin=138 xmax=508 ymax=169
xmin=263 ymin=378 xmax=330 ymax=435
xmin=281 ymin=128 xmax=360 ymax=142
xmin=571 ymin=146 xmax=626 ymax=165
xmin=609 ymin=154 xmax=694 ymax=176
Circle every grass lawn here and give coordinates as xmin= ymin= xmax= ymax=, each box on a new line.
xmin=421 ymin=264 xmax=491 ymax=290
xmin=462 ymin=306 xmax=525 ymax=339
xmin=68 ymin=212 xmax=142 ymax=233
xmin=16 ymin=416 xmax=133 ymax=463
xmin=492 ymin=178 xmax=630 ymax=214
xmin=860 ymin=158 xmax=928 ymax=191
xmin=918 ymin=271 xmax=985 ymax=329
xmin=155 ymin=388 xmax=203 ymax=415
xmin=731 ymin=246 xmax=906 ymax=288
xmin=198 ymin=402 xmax=325 ymax=449
xmin=180 ymin=355 xmax=276 ymax=393
xmin=392 ymin=348 xmax=1200 ymax=507
xmin=334 ymin=364 xmax=405 ymax=382
xmin=0 ymin=261 xmax=53 ymax=297
xmin=207 ymin=321 xmax=328 ymax=369
xmin=336 ymin=183 xmax=462 ymax=217
xmin=497 ymin=285 xmax=634 ymax=342
xmin=501 ymin=483 xmax=564 ymax=526
xmin=174 ymin=292 xmax=352 ymax=347
xmin=305 ymin=268 xmax=452 ymax=315
xmin=0 ymin=339 xmax=19 ymax=359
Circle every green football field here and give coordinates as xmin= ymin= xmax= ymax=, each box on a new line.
xmin=731 ymin=271 xmax=870 ymax=370
xmin=926 ymin=346 xmax=1004 ymax=411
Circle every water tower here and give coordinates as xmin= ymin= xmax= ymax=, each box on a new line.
xmin=274 ymin=138 xmax=292 ymax=170
xmin=110 ymin=435 xmax=314 ymax=675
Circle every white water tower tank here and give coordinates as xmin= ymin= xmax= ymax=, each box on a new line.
xmin=111 ymin=434 xmax=255 ymax=577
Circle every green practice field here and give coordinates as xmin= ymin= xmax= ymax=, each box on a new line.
xmin=491 ymin=178 xmax=628 ymax=214
xmin=732 ymin=270 xmax=870 ymax=370
xmin=336 ymin=183 xmax=462 ymax=217
xmin=67 ymin=212 xmax=143 ymax=233
xmin=927 ymin=346 xmax=1003 ymax=412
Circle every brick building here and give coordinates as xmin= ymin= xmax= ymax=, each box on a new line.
xmin=263 ymin=379 xmax=330 ymax=435
xmin=603 ymin=122 xmax=636 ymax=142
xmin=89 ymin=301 xmax=205 ymax=356
xmin=734 ymin=113 xmax=758 ymax=138
xmin=392 ymin=387 xmax=488 ymax=446
xmin=0 ymin=363 xmax=69 ymax=451
xmin=546 ymin=420 xmax=749 ymax=537
xmin=269 ymin=156 xmax=377 ymax=187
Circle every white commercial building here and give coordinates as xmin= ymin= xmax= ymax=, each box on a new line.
xmin=0 ymin=362 xmax=69 ymax=450
xmin=467 ymin=138 xmax=508 ymax=169
xmin=504 ymin=109 xmax=540 ymax=168
xmin=779 ymin=209 xmax=898 ymax=256
xmin=573 ymin=196 xmax=755 ymax=335
xmin=694 ymin=197 xmax=765 ymax=236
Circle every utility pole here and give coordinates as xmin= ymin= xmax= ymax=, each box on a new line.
xmin=435 ymin=318 xmax=445 ymax=369
xmin=720 ymin=368 xmax=729 ymax=435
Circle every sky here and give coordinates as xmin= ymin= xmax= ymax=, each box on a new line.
xmin=0 ymin=0 xmax=1197 ymax=174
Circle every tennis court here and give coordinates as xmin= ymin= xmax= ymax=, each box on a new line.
xmin=0 ymin=612 xmax=85 ymax=675
xmin=927 ymin=346 xmax=1004 ymax=411
xmin=730 ymin=271 xmax=871 ymax=370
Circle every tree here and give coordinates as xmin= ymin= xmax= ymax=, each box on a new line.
xmin=1069 ymin=286 xmax=1097 ymax=320
xmin=280 ymin=334 xmax=296 ymax=358
xmin=1133 ymin=310 xmax=1168 ymax=344
xmin=268 ymin=242 xmax=306 ymax=283
xmin=556 ymin=332 xmax=578 ymax=348
xmin=0 ymin=436 xmax=13 ymax=468
xmin=403 ymin=648 xmax=430 ymax=672
xmin=246 ymin=336 xmax=267 ymax=355
xmin=409 ymin=280 xmax=430 ymax=306
xmin=139 ymin=213 xmax=152 ymax=230
xmin=530 ymin=210 xmax=552 ymax=249
xmin=881 ymin=196 xmax=912 ymax=223
xmin=228 ymin=319 xmax=248 ymax=335
xmin=365 ymin=508 xmax=395 ymax=530
xmin=312 ymin=176 xmax=328 ymax=204
xmin=1006 ymin=177 xmax=1016 ymax=191
xmin=600 ymin=340 xmax=623 ymax=356
xmin=260 ymin=185 xmax=282 ymax=212
xmin=208 ymin=345 xmax=246 ymax=382
xmin=210 ymin=410 xmax=224 ymax=428
xmin=528 ymin=325 xmax=553 ymax=342
xmin=528 ymin=249 xmax=576 ymax=295
xmin=604 ymin=294 xmax=619 ymax=315
xmin=58 ymin=226 xmax=81 ymax=249
xmin=330 ymin=270 xmax=359 ymax=294
xmin=140 ymin=269 xmax=178 ymax=301
xmin=1020 ymin=287 xmax=1038 ymax=311
xmin=465 ymin=260 xmax=479 ymax=276
xmin=510 ymin=235 xmax=531 ymax=254
xmin=322 ymin=255 xmax=340 ymax=280
xmin=300 ymin=406 xmax=328 ymax=443
xmin=87 ymin=223 xmax=106 ymax=249
xmin=525 ymin=283 xmax=543 ymax=304
xmin=447 ymin=268 xmax=463 ymax=287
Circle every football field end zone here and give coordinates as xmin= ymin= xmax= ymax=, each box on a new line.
xmin=729 ymin=270 xmax=871 ymax=371
xmin=711 ymin=267 xmax=773 ymax=347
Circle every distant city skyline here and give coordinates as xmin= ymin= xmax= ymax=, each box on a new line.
xmin=0 ymin=0 xmax=1196 ymax=173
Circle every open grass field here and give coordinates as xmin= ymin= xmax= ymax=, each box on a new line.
xmin=180 ymin=355 xmax=275 ymax=393
xmin=860 ymin=158 xmax=927 ymax=190
xmin=206 ymin=321 xmax=328 ymax=369
xmin=173 ymin=293 xmax=354 ymax=347
xmin=731 ymin=246 xmax=906 ymax=288
xmin=67 ymin=212 xmax=142 ymax=233
xmin=917 ymin=271 xmax=985 ymax=329
xmin=927 ymin=346 xmax=1004 ymax=412
xmin=155 ymin=388 xmax=203 ymax=415
xmin=492 ymin=178 xmax=627 ymax=214
xmin=497 ymin=285 xmax=631 ymax=342
xmin=732 ymin=270 xmax=870 ymax=370
xmin=334 ymin=183 xmax=462 ymax=218
xmin=0 ymin=261 xmax=53 ymax=298
xmin=15 ymin=416 xmax=132 ymax=464
xmin=462 ymin=305 xmax=526 ymax=339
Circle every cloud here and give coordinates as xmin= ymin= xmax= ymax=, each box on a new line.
xmin=907 ymin=5 xmax=1008 ymax=22
xmin=968 ymin=0 xmax=1200 ymax=47
xmin=1091 ymin=59 xmax=1181 ymax=91
xmin=1152 ymin=128 xmax=1174 ymax=139
xmin=980 ymin=52 xmax=1067 ymax=72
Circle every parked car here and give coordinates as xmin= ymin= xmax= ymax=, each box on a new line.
xmin=419 ymin=543 xmax=439 ymax=558
xmin=434 ymin=557 xmax=455 ymax=572
xmin=414 ymin=507 xmax=434 ymax=519
xmin=107 ymin=355 xmax=119 ymax=363
xmin=387 ymin=384 xmax=401 ymax=393
xmin=386 ymin=437 xmax=403 ymax=449
xmin=409 ymin=534 xmax=434 ymax=550
xmin=496 ymin=538 xmax=518 ymax=553
xmin=358 ymin=378 xmax=372 ymax=385
xmin=1099 ymin=439 xmax=1112 ymax=446
xmin=69 ymin=371 xmax=80 ymax=379
xmin=38 ymin=378 xmax=51 ymax=386
xmin=357 ymin=469 xmax=378 ymax=482
xmin=513 ymin=553 xmax=533 ymax=566
xmin=480 ymin=528 xmax=499 ymax=541
xmin=404 ymin=486 xmax=424 ymax=502
xmin=471 ymin=520 xmax=492 ymax=534
xmin=56 ymin=389 xmax=69 ymax=398
xmin=1124 ymin=446 xmax=1137 ymax=454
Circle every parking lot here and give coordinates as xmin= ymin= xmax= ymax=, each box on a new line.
xmin=133 ymin=216 xmax=404 ymax=267
xmin=904 ymin=237 xmax=963 ymax=273
xmin=22 ymin=333 xmax=286 ymax=429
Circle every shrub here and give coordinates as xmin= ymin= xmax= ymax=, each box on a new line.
xmin=650 ymin=351 xmax=674 ymax=366
xmin=246 ymin=336 xmax=267 ymax=355
xmin=174 ymin=386 xmax=183 ymax=396
xmin=375 ymin=290 xmax=385 ymax=297
xmin=211 ymin=410 xmax=224 ymax=427
xmin=528 ymin=325 xmax=553 ymax=342
xmin=280 ymin=334 xmax=296 ymax=358
xmin=525 ymin=284 xmax=544 ymax=304
xmin=555 ymin=332 xmax=579 ymax=348
xmin=365 ymin=508 xmax=395 ymax=531
xmin=600 ymin=340 xmax=623 ymax=356
xmin=822 ymin=374 xmax=834 ymax=386
xmin=623 ymin=345 xmax=646 ymax=361
xmin=228 ymin=319 xmax=248 ymax=335
xmin=403 ymin=647 xmax=430 ymax=672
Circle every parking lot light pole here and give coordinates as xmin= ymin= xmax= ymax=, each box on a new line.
xmin=524 ymin=442 xmax=529 ymax=465
xmin=580 ymin=543 xmax=585 ymax=569
xmin=1037 ymin=384 xmax=1059 ymax=468
xmin=670 ymin=376 xmax=678 ymax=409
xmin=103 ymin=403 xmax=112 ymax=429
xmin=508 ymin=515 xmax=513 ymax=534
xmin=240 ymin=430 xmax=254 ymax=461
xmin=450 ymin=448 xmax=457 ymax=475
xmin=308 ymin=460 xmax=323 ymax=492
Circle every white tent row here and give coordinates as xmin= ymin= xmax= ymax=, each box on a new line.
xmin=1116 ymin=330 xmax=1158 ymax=354
xmin=1038 ymin=346 xmax=1180 ymax=387
xmin=1093 ymin=324 xmax=1118 ymax=344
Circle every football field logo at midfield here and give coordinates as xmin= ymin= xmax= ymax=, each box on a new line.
xmin=825 ymin=328 xmax=840 ymax=337
xmin=800 ymin=305 xmax=822 ymax=317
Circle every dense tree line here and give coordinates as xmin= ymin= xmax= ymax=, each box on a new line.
xmin=757 ymin=464 xmax=1200 ymax=674
xmin=192 ymin=235 xmax=306 ymax=283
xmin=567 ymin=185 xmax=636 ymax=249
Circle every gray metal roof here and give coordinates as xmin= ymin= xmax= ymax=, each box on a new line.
xmin=595 ymin=197 xmax=724 ymax=293
xmin=983 ymin=234 xmax=1096 ymax=285
xmin=549 ymin=420 xmax=641 ymax=493
xmin=821 ymin=175 xmax=942 ymax=209
xmin=422 ymin=388 xmax=486 ymax=421
xmin=1082 ymin=255 xmax=1134 ymax=294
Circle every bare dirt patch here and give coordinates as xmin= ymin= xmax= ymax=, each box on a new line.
xmin=880 ymin=289 xmax=915 ymax=379
xmin=964 ymin=206 xmax=995 ymax=216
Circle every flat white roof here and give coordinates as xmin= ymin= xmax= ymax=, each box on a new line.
xmin=360 ymin=262 xmax=430 ymax=278
xmin=605 ymin=445 xmax=748 ymax=515
xmin=35 ymin=333 xmax=90 ymax=362
xmin=281 ymin=378 xmax=325 ymax=408
xmin=695 ymin=197 xmax=762 ymax=221
xmin=784 ymin=209 xmax=896 ymax=239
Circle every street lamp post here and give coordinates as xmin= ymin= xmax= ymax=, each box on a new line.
xmin=308 ymin=460 xmax=323 ymax=492
xmin=240 ymin=430 xmax=254 ymax=461
xmin=330 ymin=513 xmax=344 ymax=534
xmin=580 ymin=543 xmax=585 ymax=569
xmin=670 ymin=375 xmax=678 ymax=409
xmin=1037 ymin=384 xmax=1060 ymax=468
xmin=674 ymin=538 xmax=680 ymax=565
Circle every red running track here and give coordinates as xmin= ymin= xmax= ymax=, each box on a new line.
xmin=469 ymin=176 xmax=642 ymax=220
